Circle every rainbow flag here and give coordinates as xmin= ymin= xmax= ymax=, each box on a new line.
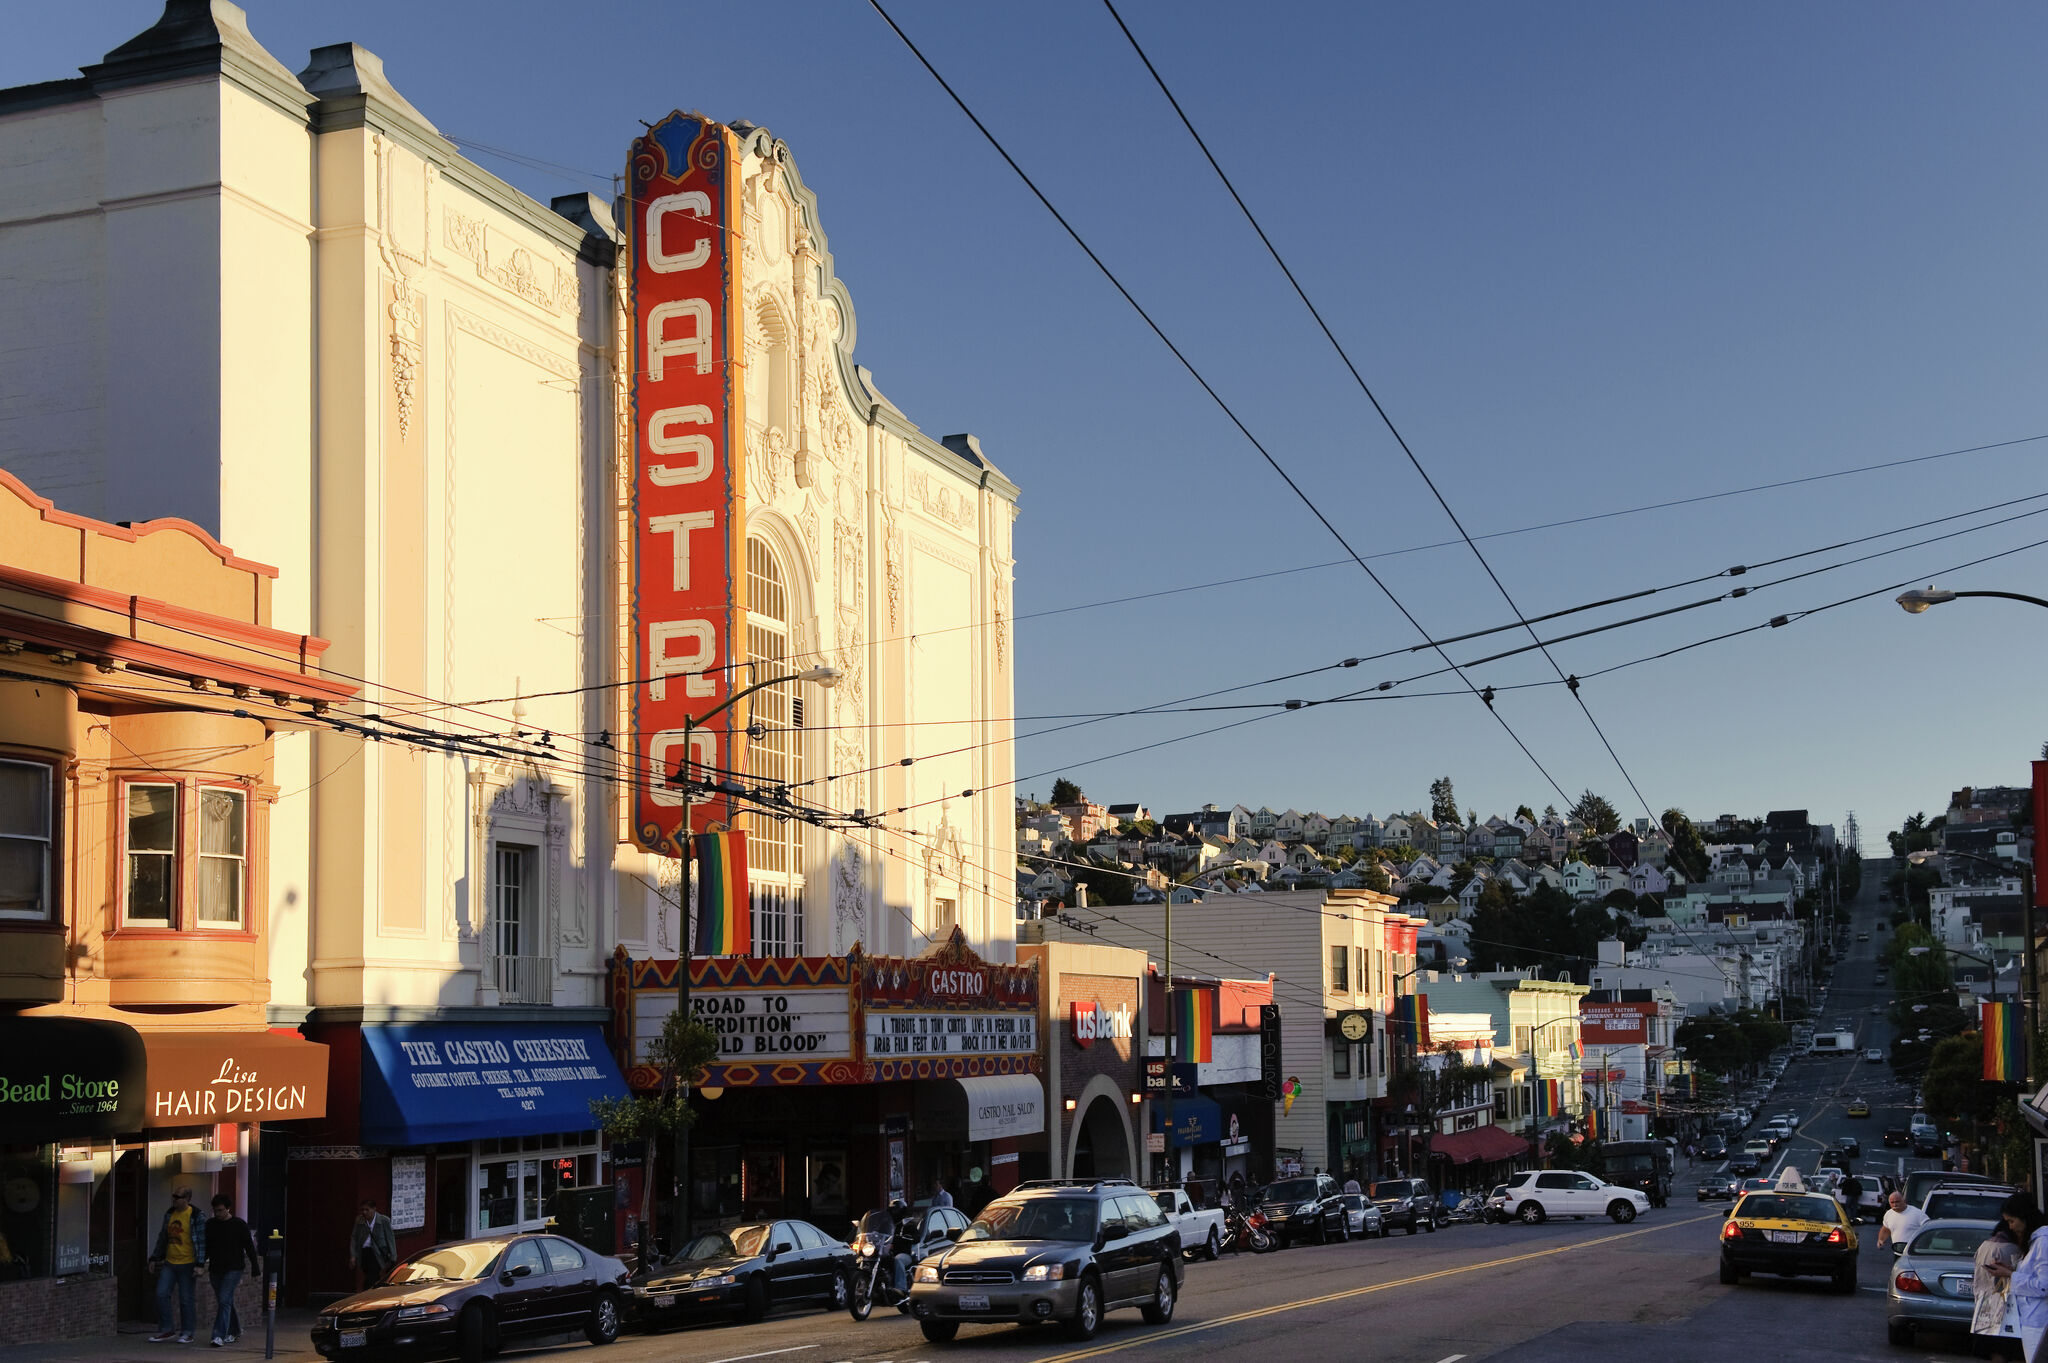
xmin=1392 ymin=994 xmax=1431 ymax=1047
xmin=1175 ymin=986 xmax=1214 ymax=1064
xmin=1984 ymin=1001 xmax=2026 ymax=1082
xmin=693 ymin=831 xmax=751 ymax=956
xmin=1565 ymin=1039 xmax=1582 ymax=1062
xmin=1534 ymin=1077 xmax=1562 ymax=1120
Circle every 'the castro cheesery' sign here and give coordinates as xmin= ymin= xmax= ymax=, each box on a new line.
xmin=629 ymin=112 xmax=747 ymax=854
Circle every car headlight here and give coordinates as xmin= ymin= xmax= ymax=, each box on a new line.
xmin=914 ymin=1265 xmax=940 ymax=1283
xmin=394 ymin=1305 xmax=451 ymax=1320
xmin=1022 ymin=1264 xmax=1066 ymax=1282
xmin=1297 ymin=1203 xmax=1318 ymax=1216
xmin=697 ymin=1274 xmax=736 ymax=1287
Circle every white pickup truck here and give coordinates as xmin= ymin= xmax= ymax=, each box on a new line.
xmin=1152 ymin=1187 xmax=1227 ymax=1260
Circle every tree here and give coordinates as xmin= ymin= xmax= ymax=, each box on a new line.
xmin=589 ymin=1008 xmax=723 ymax=1250
xmin=1430 ymin=777 xmax=1459 ymax=825
xmin=1391 ymin=1042 xmax=1493 ymax=1173
xmin=1542 ymin=804 xmax=1559 ymax=822
xmin=1515 ymin=805 xmax=1537 ymax=824
xmin=1661 ymin=808 xmax=1708 ymax=883
xmin=1050 ymin=778 xmax=1083 ymax=806
xmin=1571 ymin=790 xmax=1621 ymax=836
xmin=1360 ymin=859 xmax=1392 ymax=894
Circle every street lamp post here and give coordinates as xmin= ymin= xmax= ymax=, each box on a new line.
xmin=1895 ymin=587 xmax=2048 ymax=1091
xmin=665 ymin=663 xmax=841 ymax=1241
xmin=1390 ymin=957 xmax=1465 ymax=1176
xmin=1527 ymin=1015 xmax=1579 ymax=1152
xmin=1907 ymin=847 xmax=2034 ymax=1089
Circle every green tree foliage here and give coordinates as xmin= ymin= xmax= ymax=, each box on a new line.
xmin=1572 ymin=790 xmax=1622 ymax=835
xmin=1920 ymin=1031 xmax=2000 ymax=1137
xmin=1887 ymin=812 xmax=1938 ymax=858
xmin=589 ymin=1009 xmax=723 ymax=1240
xmin=1542 ymin=804 xmax=1559 ymax=822
xmin=1675 ymin=1009 xmax=1787 ymax=1078
xmin=1661 ymin=808 xmax=1709 ymax=883
xmin=1050 ymin=777 xmax=1083 ymax=806
xmin=1392 ymin=1042 xmax=1495 ymax=1165
xmin=1884 ymin=923 xmax=1955 ymax=1006
xmin=1361 ymin=858 xmax=1392 ymax=894
xmin=1430 ymin=777 xmax=1459 ymax=825
xmin=1516 ymin=805 xmax=1537 ymax=824
xmin=1465 ymin=884 xmax=1627 ymax=975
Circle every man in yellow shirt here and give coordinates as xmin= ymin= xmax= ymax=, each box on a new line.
xmin=146 ymin=1187 xmax=206 ymax=1343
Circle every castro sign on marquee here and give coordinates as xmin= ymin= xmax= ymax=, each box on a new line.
xmin=628 ymin=112 xmax=748 ymax=854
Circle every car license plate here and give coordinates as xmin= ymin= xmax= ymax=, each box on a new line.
xmin=1766 ymin=1230 xmax=1803 ymax=1244
xmin=652 ymin=1293 xmax=676 ymax=1308
xmin=959 ymin=1294 xmax=990 ymax=1311
xmin=340 ymin=1329 xmax=367 ymax=1349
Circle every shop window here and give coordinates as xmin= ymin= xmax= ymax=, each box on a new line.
xmin=0 ymin=1144 xmax=54 ymax=1277
xmin=0 ymin=760 xmax=54 ymax=921
xmin=1329 ymin=946 xmax=1348 ymax=992
xmin=197 ymin=789 xmax=245 ymax=928
xmin=124 ymin=783 xmax=177 ymax=925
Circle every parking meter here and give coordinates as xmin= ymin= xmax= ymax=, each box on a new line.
xmin=264 ymin=1229 xmax=283 ymax=1360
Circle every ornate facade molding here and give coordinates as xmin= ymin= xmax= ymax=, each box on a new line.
xmin=443 ymin=207 xmax=581 ymax=317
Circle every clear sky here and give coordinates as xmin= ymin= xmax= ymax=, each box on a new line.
xmin=15 ymin=2 xmax=2048 ymax=852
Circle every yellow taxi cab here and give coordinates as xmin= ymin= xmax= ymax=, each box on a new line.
xmin=1846 ymin=1098 xmax=1871 ymax=1117
xmin=1720 ymin=1187 xmax=1858 ymax=1292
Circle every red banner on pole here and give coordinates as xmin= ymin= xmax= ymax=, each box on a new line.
xmin=628 ymin=115 xmax=747 ymax=854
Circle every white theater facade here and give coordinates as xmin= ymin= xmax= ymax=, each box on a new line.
xmin=0 ymin=0 xmax=1019 ymax=1316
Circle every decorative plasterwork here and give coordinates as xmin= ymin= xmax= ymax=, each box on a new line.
xmin=374 ymin=135 xmax=433 ymax=441
xmin=992 ymin=575 xmax=1009 ymax=674
xmin=832 ymin=842 xmax=866 ymax=953
xmin=443 ymin=208 xmax=581 ymax=317
xmin=906 ymin=468 xmax=977 ymax=531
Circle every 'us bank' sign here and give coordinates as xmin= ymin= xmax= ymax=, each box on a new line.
xmin=628 ymin=113 xmax=748 ymax=855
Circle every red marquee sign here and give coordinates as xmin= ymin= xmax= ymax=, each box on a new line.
xmin=628 ymin=113 xmax=748 ymax=854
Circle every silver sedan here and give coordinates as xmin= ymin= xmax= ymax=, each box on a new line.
xmin=1338 ymin=1193 xmax=1386 ymax=1238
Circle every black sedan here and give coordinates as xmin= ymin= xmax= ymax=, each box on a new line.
xmin=312 ymin=1232 xmax=628 ymax=1362
xmin=626 ymin=1221 xmax=854 ymax=1328
xmin=1884 ymin=1126 xmax=1911 ymax=1148
xmin=1697 ymin=1177 xmax=1742 ymax=1204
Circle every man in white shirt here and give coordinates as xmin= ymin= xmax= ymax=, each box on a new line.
xmin=1878 ymin=1191 xmax=1927 ymax=1249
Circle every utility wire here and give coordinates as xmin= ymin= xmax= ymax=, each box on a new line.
xmin=865 ymin=0 xmax=1576 ymax=808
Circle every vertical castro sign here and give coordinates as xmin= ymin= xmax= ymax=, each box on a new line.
xmin=629 ymin=113 xmax=747 ymax=853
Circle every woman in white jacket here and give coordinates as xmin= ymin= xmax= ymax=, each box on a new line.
xmin=1987 ymin=1194 xmax=2048 ymax=1363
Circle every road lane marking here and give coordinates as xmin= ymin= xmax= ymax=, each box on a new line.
xmin=707 ymin=1347 xmax=820 ymax=1363
xmin=1433 ymin=1355 xmax=1468 ymax=1363
xmin=1026 ymin=1216 xmax=1718 ymax=1363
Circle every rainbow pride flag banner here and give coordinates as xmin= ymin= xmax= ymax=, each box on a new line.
xmin=692 ymin=831 xmax=751 ymax=956
xmin=1534 ymin=1077 xmax=1563 ymax=1119
xmin=1176 ymin=986 xmax=1214 ymax=1064
xmin=1392 ymin=994 xmax=1432 ymax=1047
xmin=1984 ymin=1000 xmax=2026 ymax=1082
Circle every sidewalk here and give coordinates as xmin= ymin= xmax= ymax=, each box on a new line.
xmin=0 ymin=1313 xmax=323 ymax=1363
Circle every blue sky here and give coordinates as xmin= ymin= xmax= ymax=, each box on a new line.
xmin=15 ymin=2 xmax=2048 ymax=851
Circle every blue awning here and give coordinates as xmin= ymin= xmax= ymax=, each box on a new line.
xmin=361 ymin=1024 xmax=629 ymax=1145
xmin=1150 ymin=1095 xmax=1223 ymax=1147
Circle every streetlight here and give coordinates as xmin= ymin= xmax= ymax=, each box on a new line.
xmin=666 ymin=663 xmax=841 ymax=1239
xmin=1896 ymin=587 xmax=2048 ymax=613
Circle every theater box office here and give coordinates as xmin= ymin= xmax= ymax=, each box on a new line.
xmin=285 ymin=1021 xmax=627 ymax=1303
xmin=613 ymin=929 xmax=1040 ymax=1237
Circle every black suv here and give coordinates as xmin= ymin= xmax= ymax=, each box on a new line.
xmin=1257 ymin=1173 xmax=1352 ymax=1246
xmin=1367 ymin=1177 xmax=1440 ymax=1235
xmin=906 ymin=1178 xmax=1183 ymax=1343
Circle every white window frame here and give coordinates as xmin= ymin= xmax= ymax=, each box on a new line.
xmin=195 ymin=785 xmax=247 ymax=930
xmin=0 ymin=758 xmax=55 ymax=922
xmin=122 ymin=780 xmax=179 ymax=928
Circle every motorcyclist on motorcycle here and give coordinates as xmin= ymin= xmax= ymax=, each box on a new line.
xmin=885 ymin=1200 xmax=917 ymax=1297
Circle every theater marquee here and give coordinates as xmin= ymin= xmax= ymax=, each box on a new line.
xmin=628 ymin=112 xmax=748 ymax=854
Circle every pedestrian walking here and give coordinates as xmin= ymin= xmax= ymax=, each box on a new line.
xmin=929 ymin=1177 xmax=954 ymax=1209
xmin=1973 ymin=1217 xmax=2024 ymax=1362
xmin=204 ymin=1196 xmax=260 ymax=1348
xmin=1987 ymin=1195 xmax=2048 ymax=1362
xmin=347 ymin=1198 xmax=397 ymax=1291
xmin=146 ymin=1186 xmax=206 ymax=1343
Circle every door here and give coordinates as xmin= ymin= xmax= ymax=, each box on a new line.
xmin=763 ymin=1222 xmax=807 ymax=1305
xmin=1568 ymin=1174 xmax=1604 ymax=1215
xmin=790 ymin=1221 xmax=834 ymax=1300
xmin=1532 ymin=1172 xmax=1577 ymax=1216
xmin=539 ymin=1236 xmax=595 ymax=1325
xmin=495 ymin=1238 xmax=549 ymax=1335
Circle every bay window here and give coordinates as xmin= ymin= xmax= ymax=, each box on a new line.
xmin=120 ymin=779 xmax=251 ymax=932
xmin=0 ymin=759 xmax=54 ymax=921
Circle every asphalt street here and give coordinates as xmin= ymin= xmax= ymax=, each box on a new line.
xmin=7 ymin=865 xmax=1950 ymax=1363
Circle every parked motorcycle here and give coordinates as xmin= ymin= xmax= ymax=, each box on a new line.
xmin=1224 ymin=1206 xmax=1277 ymax=1254
xmin=1442 ymin=1195 xmax=1483 ymax=1225
xmin=848 ymin=1208 xmax=915 ymax=1321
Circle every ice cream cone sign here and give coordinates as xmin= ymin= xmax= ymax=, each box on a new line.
xmin=1282 ymin=1076 xmax=1301 ymax=1115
